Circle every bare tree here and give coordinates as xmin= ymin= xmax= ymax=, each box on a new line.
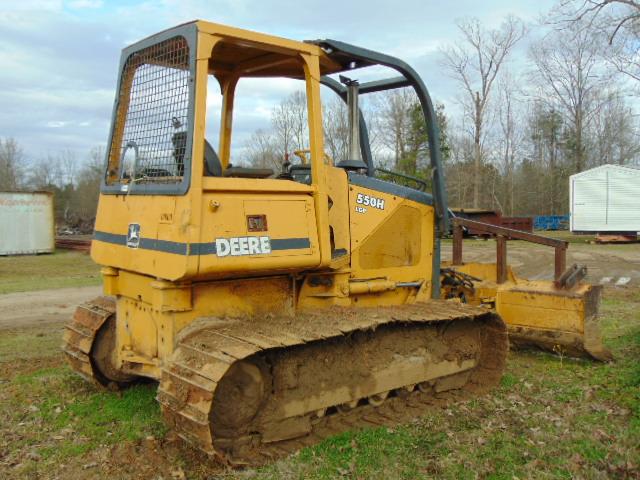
xmin=27 ymin=150 xmax=79 ymax=190
xmin=556 ymin=1 xmax=640 ymax=41
xmin=375 ymin=89 xmax=416 ymax=169
xmin=289 ymin=91 xmax=308 ymax=151
xmin=58 ymin=149 xmax=78 ymax=187
xmin=271 ymin=90 xmax=308 ymax=158
xmin=28 ymin=155 xmax=59 ymax=189
xmin=243 ymin=129 xmax=280 ymax=169
xmin=369 ymin=89 xmax=450 ymax=179
xmin=588 ymin=90 xmax=640 ymax=164
xmin=555 ymin=1 xmax=640 ymax=82
xmin=529 ymin=22 xmax=613 ymax=173
xmin=73 ymin=147 xmax=104 ymax=225
xmin=496 ymin=73 xmax=526 ymax=215
xmin=606 ymin=24 xmax=640 ymax=82
xmin=322 ymin=96 xmax=349 ymax=163
xmin=271 ymin=101 xmax=295 ymax=158
xmin=440 ymin=16 xmax=526 ymax=208
xmin=0 ymin=137 xmax=25 ymax=190
xmin=445 ymin=124 xmax=475 ymax=208
xmin=526 ymin=101 xmax=566 ymax=214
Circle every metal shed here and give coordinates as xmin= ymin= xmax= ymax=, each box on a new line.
xmin=0 ymin=191 xmax=55 ymax=255
xmin=570 ymin=164 xmax=640 ymax=233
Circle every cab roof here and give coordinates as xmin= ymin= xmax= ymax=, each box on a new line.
xmin=126 ymin=20 xmax=383 ymax=79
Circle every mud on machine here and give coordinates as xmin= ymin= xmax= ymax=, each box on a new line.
xmin=63 ymin=20 xmax=607 ymax=465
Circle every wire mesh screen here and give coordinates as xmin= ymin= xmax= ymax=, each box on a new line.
xmin=107 ymin=36 xmax=191 ymax=185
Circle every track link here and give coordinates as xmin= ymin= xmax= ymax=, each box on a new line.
xmin=62 ymin=296 xmax=116 ymax=387
xmin=158 ymin=301 xmax=507 ymax=465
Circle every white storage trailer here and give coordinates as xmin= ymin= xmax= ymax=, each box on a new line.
xmin=0 ymin=191 xmax=55 ymax=255
xmin=570 ymin=164 xmax=640 ymax=233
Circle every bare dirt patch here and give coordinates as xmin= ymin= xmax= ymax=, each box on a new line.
xmin=442 ymin=239 xmax=640 ymax=284
xmin=0 ymin=286 xmax=101 ymax=330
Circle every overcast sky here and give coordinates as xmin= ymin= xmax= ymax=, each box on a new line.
xmin=0 ymin=0 xmax=560 ymax=162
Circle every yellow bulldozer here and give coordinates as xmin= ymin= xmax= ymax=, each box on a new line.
xmin=63 ymin=20 xmax=609 ymax=465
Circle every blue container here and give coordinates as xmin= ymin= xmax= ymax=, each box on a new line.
xmin=534 ymin=215 xmax=570 ymax=231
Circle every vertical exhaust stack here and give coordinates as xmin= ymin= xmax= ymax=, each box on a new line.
xmin=346 ymin=78 xmax=361 ymax=162
xmin=337 ymin=75 xmax=368 ymax=172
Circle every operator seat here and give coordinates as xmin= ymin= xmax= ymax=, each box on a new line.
xmin=204 ymin=140 xmax=222 ymax=177
xmin=204 ymin=140 xmax=274 ymax=178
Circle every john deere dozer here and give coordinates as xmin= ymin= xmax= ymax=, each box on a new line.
xmin=63 ymin=20 xmax=608 ymax=465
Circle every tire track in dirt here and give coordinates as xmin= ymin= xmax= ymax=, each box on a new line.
xmin=442 ymin=241 xmax=640 ymax=284
xmin=0 ymin=286 xmax=102 ymax=329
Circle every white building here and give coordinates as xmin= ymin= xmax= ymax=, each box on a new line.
xmin=0 ymin=191 xmax=55 ymax=255
xmin=570 ymin=164 xmax=640 ymax=233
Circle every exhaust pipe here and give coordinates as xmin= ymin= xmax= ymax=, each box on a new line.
xmin=337 ymin=75 xmax=368 ymax=171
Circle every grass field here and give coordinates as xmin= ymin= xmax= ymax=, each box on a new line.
xmin=0 ymin=286 xmax=638 ymax=479
xmin=0 ymin=251 xmax=101 ymax=294
xmin=0 ymin=241 xmax=638 ymax=478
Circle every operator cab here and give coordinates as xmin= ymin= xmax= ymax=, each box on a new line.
xmin=102 ymin=23 xmax=443 ymax=203
xmin=95 ymin=21 xmax=447 ymax=287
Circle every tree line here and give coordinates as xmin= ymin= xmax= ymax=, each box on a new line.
xmin=2 ymin=0 xmax=639 ymax=226
xmin=243 ymin=0 xmax=640 ymax=216
xmin=0 ymin=138 xmax=103 ymax=232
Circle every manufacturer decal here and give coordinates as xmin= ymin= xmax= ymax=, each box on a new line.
xmin=247 ymin=214 xmax=268 ymax=232
xmin=126 ymin=223 xmax=141 ymax=248
xmin=215 ymin=236 xmax=271 ymax=257
xmin=355 ymin=192 xmax=385 ymax=212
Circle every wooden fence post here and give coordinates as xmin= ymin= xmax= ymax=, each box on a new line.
xmin=453 ymin=224 xmax=463 ymax=265
xmin=496 ymin=235 xmax=507 ymax=284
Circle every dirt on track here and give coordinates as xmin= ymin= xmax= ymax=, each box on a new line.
xmin=0 ymin=286 xmax=101 ymax=330
xmin=160 ymin=302 xmax=506 ymax=465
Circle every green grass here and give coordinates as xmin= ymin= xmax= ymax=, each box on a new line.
xmin=0 ymin=288 xmax=638 ymax=479
xmin=238 ymin=287 xmax=640 ymax=480
xmin=0 ymin=250 xmax=101 ymax=293
xmin=0 ymin=327 xmax=63 ymax=362
xmin=261 ymin=347 xmax=638 ymax=479
xmin=290 ymin=427 xmax=426 ymax=479
xmin=1 ymin=366 xmax=166 ymax=463
xmin=37 ymin=378 xmax=166 ymax=459
xmin=0 ymin=324 xmax=167 ymax=475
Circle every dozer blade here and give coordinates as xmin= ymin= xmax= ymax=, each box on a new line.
xmin=444 ymin=263 xmax=612 ymax=361
xmin=157 ymin=301 xmax=507 ymax=466
xmin=496 ymin=281 xmax=611 ymax=361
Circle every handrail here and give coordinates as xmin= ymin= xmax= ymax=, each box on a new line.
xmin=317 ymin=39 xmax=449 ymax=235
xmin=453 ymin=218 xmax=567 ymax=248
xmin=451 ymin=217 xmax=576 ymax=288
xmin=375 ymin=168 xmax=428 ymax=191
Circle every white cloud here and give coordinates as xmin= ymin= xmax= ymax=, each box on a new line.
xmin=66 ymin=0 xmax=103 ymax=8
xmin=0 ymin=0 xmax=565 ymax=161
xmin=46 ymin=121 xmax=69 ymax=128
xmin=1 ymin=0 xmax=62 ymax=12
